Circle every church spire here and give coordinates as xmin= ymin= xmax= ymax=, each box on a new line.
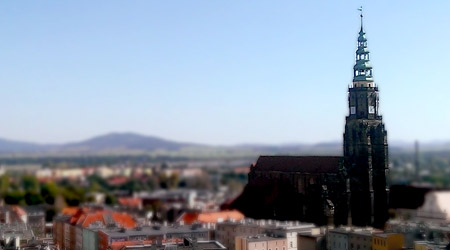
xmin=353 ymin=7 xmax=373 ymax=82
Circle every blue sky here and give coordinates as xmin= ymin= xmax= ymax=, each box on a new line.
xmin=0 ymin=1 xmax=449 ymax=145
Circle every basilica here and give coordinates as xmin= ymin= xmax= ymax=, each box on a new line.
xmin=230 ymin=13 xmax=389 ymax=229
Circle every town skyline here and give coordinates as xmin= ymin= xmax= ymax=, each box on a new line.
xmin=1 ymin=1 xmax=449 ymax=145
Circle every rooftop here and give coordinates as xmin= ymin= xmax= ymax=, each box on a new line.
xmin=244 ymin=235 xmax=286 ymax=243
xmin=113 ymin=238 xmax=225 ymax=250
xmin=252 ymin=156 xmax=342 ymax=174
xmin=100 ymin=224 xmax=211 ymax=238
xmin=373 ymin=233 xmax=402 ymax=238
xmin=177 ymin=210 xmax=244 ymax=224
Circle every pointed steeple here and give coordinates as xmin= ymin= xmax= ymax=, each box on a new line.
xmin=353 ymin=7 xmax=373 ymax=82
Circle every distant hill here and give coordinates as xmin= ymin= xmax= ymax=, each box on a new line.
xmin=0 ymin=138 xmax=47 ymax=153
xmin=0 ymin=133 xmax=193 ymax=156
xmin=59 ymin=132 xmax=194 ymax=153
xmin=0 ymin=132 xmax=448 ymax=157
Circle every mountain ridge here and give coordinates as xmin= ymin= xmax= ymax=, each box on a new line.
xmin=0 ymin=132 xmax=448 ymax=156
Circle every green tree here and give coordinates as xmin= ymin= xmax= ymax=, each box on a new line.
xmin=4 ymin=190 xmax=24 ymax=204
xmin=41 ymin=181 xmax=59 ymax=205
xmin=105 ymin=193 xmax=117 ymax=205
xmin=0 ymin=174 xmax=10 ymax=197
xmin=24 ymin=192 xmax=44 ymax=205
xmin=22 ymin=175 xmax=40 ymax=192
xmin=45 ymin=208 xmax=56 ymax=222
xmin=87 ymin=174 xmax=110 ymax=191
xmin=120 ymin=179 xmax=144 ymax=192
xmin=61 ymin=185 xmax=85 ymax=206
xmin=168 ymin=173 xmax=179 ymax=189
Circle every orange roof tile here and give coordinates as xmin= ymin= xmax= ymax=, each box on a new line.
xmin=197 ymin=210 xmax=244 ymax=223
xmin=65 ymin=207 xmax=136 ymax=229
xmin=118 ymin=197 xmax=142 ymax=208
xmin=80 ymin=212 xmax=104 ymax=227
xmin=111 ymin=212 xmax=137 ymax=228
xmin=62 ymin=207 xmax=80 ymax=216
xmin=179 ymin=212 xmax=199 ymax=224
xmin=179 ymin=210 xmax=244 ymax=224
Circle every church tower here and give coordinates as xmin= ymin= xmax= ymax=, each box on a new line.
xmin=344 ymin=11 xmax=389 ymax=228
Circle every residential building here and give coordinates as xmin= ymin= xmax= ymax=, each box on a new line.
xmin=414 ymin=241 xmax=450 ymax=250
xmin=264 ymin=222 xmax=316 ymax=250
xmin=348 ymin=230 xmax=374 ymax=250
xmin=0 ymin=205 xmax=27 ymax=224
xmin=386 ymin=220 xmax=450 ymax=248
xmin=235 ymin=235 xmax=286 ymax=250
xmin=98 ymin=224 xmax=212 ymax=250
xmin=53 ymin=206 xmax=137 ymax=250
xmin=113 ymin=238 xmax=226 ymax=250
xmin=54 ymin=215 xmax=70 ymax=250
xmin=82 ymin=226 xmax=101 ymax=250
xmin=215 ymin=220 xmax=315 ymax=250
xmin=215 ymin=221 xmax=264 ymax=250
xmin=372 ymin=233 xmax=403 ymax=250
xmin=26 ymin=207 xmax=46 ymax=238
xmin=328 ymin=228 xmax=351 ymax=250
xmin=0 ymin=223 xmax=35 ymax=248
xmin=297 ymin=228 xmax=326 ymax=250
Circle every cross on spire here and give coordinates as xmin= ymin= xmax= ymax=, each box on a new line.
xmin=358 ymin=6 xmax=364 ymax=32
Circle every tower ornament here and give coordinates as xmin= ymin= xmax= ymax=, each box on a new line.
xmin=358 ymin=6 xmax=363 ymax=27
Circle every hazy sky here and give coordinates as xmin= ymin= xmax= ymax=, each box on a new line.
xmin=0 ymin=1 xmax=449 ymax=145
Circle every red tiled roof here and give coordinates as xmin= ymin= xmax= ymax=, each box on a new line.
xmin=253 ymin=156 xmax=343 ymax=173
xmin=68 ymin=207 xmax=136 ymax=228
xmin=178 ymin=210 xmax=244 ymax=224
xmin=179 ymin=212 xmax=198 ymax=224
xmin=62 ymin=207 xmax=79 ymax=216
xmin=69 ymin=207 xmax=93 ymax=224
xmin=111 ymin=212 xmax=137 ymax=228
xmin=108 ymin=177 xmax=129 ymax=186
xmin=118 ymin=197 xmax=142 ymax=208
xmin=80 ymin=212 xmax=104 ymax=227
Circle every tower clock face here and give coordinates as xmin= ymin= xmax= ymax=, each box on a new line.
xmin=369 ymin=106 xmax=375 ymax=114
